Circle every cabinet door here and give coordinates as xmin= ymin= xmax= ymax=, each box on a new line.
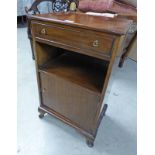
xmin=40 ymin=72 xmax=100 ymax=132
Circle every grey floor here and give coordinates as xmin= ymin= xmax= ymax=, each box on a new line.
xmin=17 ymin=27 xmax=137 ymax=155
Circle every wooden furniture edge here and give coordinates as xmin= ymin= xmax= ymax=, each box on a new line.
xmin=38 ymin=105 xmax=95 ymax=139
xmin=31 ymin=13 xmax=132 ymax=147
xmin=119 ymin=32 xmax=137 ymax=67
xmin=93 ymin=35 xmax=125 ymax=135
xmin=28 ymin=13 xmax=132 ymax=36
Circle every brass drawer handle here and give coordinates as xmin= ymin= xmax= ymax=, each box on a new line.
xmin=93 ymin=40 xmax=99 ymax=47
xmin=40 ymin=28 xmax=46 ymax=35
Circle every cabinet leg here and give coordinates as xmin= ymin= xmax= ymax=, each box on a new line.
xmin=38 ymin=108 xmax=46 ymax=119
xmin=119 ymin=33 xmax=137 ymax=68
xmin=86 ymin=138 xmax=94 ymax=147
xmin=30 ymin=39 xmax=35 ymax=60
xmin=119 ymin=56 xmax=125 ymax=68
xmin=39 ymin=113 xmax=45 ymax=119
xmin=119 ymin=49 xmax=127 ymax=68
xmin=103 ymin=104 xmax=108 ymax=116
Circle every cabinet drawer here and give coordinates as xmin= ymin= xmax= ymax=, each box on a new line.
xmin=32 ymin=22 xmax=115 ymax=59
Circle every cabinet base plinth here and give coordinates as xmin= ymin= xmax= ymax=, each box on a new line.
xmin=38 ymin=104 xmax=109 ymax=147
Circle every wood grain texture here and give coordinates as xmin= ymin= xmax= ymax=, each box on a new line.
xmin=31 ymin=13 xmax=132 ymax=147
xmin=39 ymin=52 xmax=108 ymax=94
xmin=26 ymin=1 xmax=136 ymax=68
xmin=32 ymin=21 xmax=116 ymax=59
xmin=40 ymin=71 xmax=100 ymax=133
xmin=29 ymin=12 xmax=132 ymax=35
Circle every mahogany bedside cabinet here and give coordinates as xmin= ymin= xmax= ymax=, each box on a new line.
xmin=29 ymin=12 xmax=132 ymax=147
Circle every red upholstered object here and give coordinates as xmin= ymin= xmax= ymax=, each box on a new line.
xmin=79 ymin=0 xmax=114 ymax=12
xmin=108 ymin=1 xmax=136 ymax=15
xmin=116 ymin=0 xmax=137 ymax=7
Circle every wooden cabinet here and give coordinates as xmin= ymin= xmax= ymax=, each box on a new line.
xmin=30 ymin=12 xmax=132 ymax=147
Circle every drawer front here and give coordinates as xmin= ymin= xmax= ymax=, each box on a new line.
xmin=32 ymin=22 xmax=115 ymax=59
xmin=40 ymin=72 xmax=100 ymax=132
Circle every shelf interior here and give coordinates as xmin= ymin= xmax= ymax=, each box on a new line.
xmin=39 ymin=51 xmax=109 ymax=94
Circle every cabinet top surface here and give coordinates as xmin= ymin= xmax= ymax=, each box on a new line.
xmin=29 ymin=12 xmax=132 ymax=35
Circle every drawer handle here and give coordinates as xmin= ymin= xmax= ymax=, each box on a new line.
xmin=93 ymin=40 xmax=99 ymax=47
xmin=40 ymin=28 xmax=46 ymax=35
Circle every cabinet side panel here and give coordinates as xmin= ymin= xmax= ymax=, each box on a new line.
xmin=93 ymin=36 xmax=125 ymax=135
